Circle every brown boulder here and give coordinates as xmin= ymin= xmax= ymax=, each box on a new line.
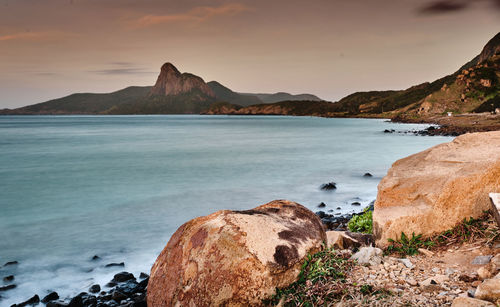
xmin=147 ymin=200 xmax=326 ymax=306
xmin=373 ymin=131 xmax=500 ymax=247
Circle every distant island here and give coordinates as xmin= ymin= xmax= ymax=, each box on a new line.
xmin=1 ymin=32 xmax=498 ymax=134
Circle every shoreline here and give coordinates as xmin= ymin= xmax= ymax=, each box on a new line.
xmin=3 ymin=112 xmax=497 ymax=136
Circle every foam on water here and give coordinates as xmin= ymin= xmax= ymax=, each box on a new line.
xmin=0 ymin=115 xmax=451 ymax=304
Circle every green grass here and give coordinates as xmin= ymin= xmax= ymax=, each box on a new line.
xmin=265 ymin=247 xmax=394 ymax=306
xmin=348 ymin=208 xmax=373 ymax=234
xmin=266 ymin=247 xmax=354 ymax=306
xmin=386 ymin=232 xmax=434 ymax=256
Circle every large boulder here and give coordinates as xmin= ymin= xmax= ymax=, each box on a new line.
xmin=373 ymin=131 xmax=500 ymax=247
xmin=147 ymin=200 xmax=326 ymax=306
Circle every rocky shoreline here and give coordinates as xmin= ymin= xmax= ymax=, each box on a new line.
xmin=1 ymin=183 xmax=374 ymax=307
xmin=1 ymin=260 xmax=148 ymax=307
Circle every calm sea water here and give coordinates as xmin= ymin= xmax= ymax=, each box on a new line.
xmin=0 ymin=115 xmax=451 ymax=304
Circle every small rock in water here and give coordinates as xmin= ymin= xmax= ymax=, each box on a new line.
xmin=68 ymin=295 xmax=83 ymax=307
xmin=336 ymin=207 xmax=341 ymax=210
xmin=471 ymin=255 xmax=493 ymax=265
xmin=105 ymin=281 xmax=117 ymax=288
xmin=46 ymin=300 xmax=69 ymax=307
xmin=112 ymin=272 xmax=135 ymax=283
xmin=318 ymin=202 xmax=326 ymax=208
xmin=363 ymin=173 xmax=373 ymax=177
xmin=0 ymin=284 xmax=16 ymax=291
xmin=89 ymin=284 xmax=101 ymax=293
xmin=91 ymin=255 xmax=100 ymax=261
xmin=320 ymin=182 xmax=337 ymax=190
xmin=3 ymin=275 xmax=14 ymax=282
xmin=12 ymin=294 xmax=40 ymax=307
xmin=139 ymin=272 xmax=149 ymax=279
xmin=351 ymin=202 xmax=361 ymax=206
xmin=112 ymin=290 xmax=127 ymax=302
xmin=41 ymin=292 xmax=59 ymax=303
xmin=105 ymin=262 xmax=124 ymax=268
xmin=3 ymin=261 xmax=18 ymax=267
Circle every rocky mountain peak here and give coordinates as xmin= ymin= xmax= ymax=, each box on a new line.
xmin=478 ymin=32 xmax=500 ymax=64
xmin=150 ymin=62 xmax=215 ymax=97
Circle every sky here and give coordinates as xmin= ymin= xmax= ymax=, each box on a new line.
xmin=0 ymin=0 xmax=499 ymax=108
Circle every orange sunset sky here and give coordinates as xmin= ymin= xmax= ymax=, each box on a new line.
xmin=1 ymin=0 xmax=499 ymax=108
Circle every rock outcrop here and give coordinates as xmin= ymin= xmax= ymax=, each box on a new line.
xmin=147 ymin=200 xmax=326 ymax=306
xmin=373 ymin=131 xmax=500 ymax=247
xmin=149 ymin=63 xmax=215 ymax=97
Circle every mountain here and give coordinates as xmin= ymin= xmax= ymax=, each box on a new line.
xmin=204 ymin=100 xmax=336 ymax=116
xmin=207 ymin=32 xmax=500 ymax=119
xmin=1 ymin=62 xmax=324 ymax=115
xmin=207 ymin=81 xmax=263 ymax=107
xmin=104 ymin=63 xmax=216 ymax=114
xmin=330 ymin=32 xmax=500 ymax=117
xmin=1 ymin=86 xmax=152 ymax=115
xmin=150 ymin=62 xmax=215 ymax=97
xmin=240 ymin=92 xmax=322 ymax=103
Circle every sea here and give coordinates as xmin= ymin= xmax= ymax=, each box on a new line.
xmin=0 ymin=115 xmax=451 ymax=305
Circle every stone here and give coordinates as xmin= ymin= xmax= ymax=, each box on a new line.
xmin=89 ymin=284 xmax=101 ymax=293
xmin=42 ymin=292 xmax=59 ymax=303
xmin=3 ymin=261 xmax=18 ymax=266
xmin=112 ymin=272 xmax=135 ymax=283
xmin=3 ymin=275 xmax=14 ymax=282
xmin=363 ymin=173 xmax=373 ymax=177
xmin=351 ymin=202 xmax=361 ymax=206
xmin=472 ymin=256 xmax=493 ymax=265
xmin=451 ymin=297 xmax=495 ymax=306
xmin=147 ymin=200 xmax=326 ymax=306
xmin=490 ymin=254 xmax=500 ymax=268
xmin=421 ymin=274 xmax=449 ymax=287
xmin=105 ymin=262 xmax=124 ymax=268
xmin=46 ymin=301 xmax=68 ymax=307
xmin=350 ymin=247 xmax=383 ymax=266
xmin=407 ymin=278 xmax=418 ymax=286
xmin=12 ymin=294 xmax=40 ymax=307
xmin=398 ymin=258 xmax=414 ymax=269
xmin=139 ymin=272 xmax=149 ymax=279
xmin=68 ymin=295 xmax=83 ymax=307
xmin=373 ymin=131 xmax=500 ymax=247
xmin=91 ymin=255 xmax=100 ymax=261
xmin=418 ymin=248 xmax=435 ymax=257
xmin=320 ymin=182 xmax=337 ymax=190
xmin=325 ymin=231 xmax=371 ymax=250
xmin=478 ymin=266 xmax=493 ymax=280
xmin=475 ymin=278 xmax=500 ymax=302
xmin=446 ymin=268 xmax=457 ymax=275
xmin=112 ymin=290 xmax=127 ymax=302
xmin=318 ymin=202 xmax=326 ymax=208
xmin=0 ymin=284 xmax=16 ymax=291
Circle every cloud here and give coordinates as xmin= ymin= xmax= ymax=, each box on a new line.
xmin=417 ymin=0 xmax=500 ymax=15
xmin=418 ymin=0 xmax=467 ymax=14
xmin=132 ymin=3 xmax=250 ymax=28
xmin=89 ymin=62 xmax=155 ymax=75
xmin=90 ymin=68 xmax=155 ymax=75
xmin=0 ymin=31 xmax=72 ymax=42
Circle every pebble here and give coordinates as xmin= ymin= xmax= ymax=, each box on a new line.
xmin=471 ymin=255 xmax=493 ymax=265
